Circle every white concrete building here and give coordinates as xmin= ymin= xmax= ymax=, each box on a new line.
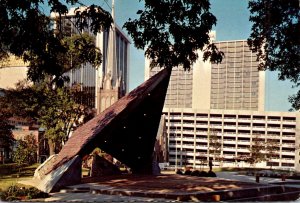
xmin=145 ymin=35 xmax=299 ymax=171
xmin=163 ymin=108 xmax=300 ymax=171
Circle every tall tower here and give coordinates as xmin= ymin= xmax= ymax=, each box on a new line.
xmin=145 ymin=37 xmax=265 ymax=111
xmin=210 ymin=40 xmax=265 ymax=111
xmin=97 ymin=0 xmax=120 ymax=114
xmin=53 ymin=5 xmax=130 ymax=113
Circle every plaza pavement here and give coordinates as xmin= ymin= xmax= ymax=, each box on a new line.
xmin=36 ymin=172 xmax=300 ymax=202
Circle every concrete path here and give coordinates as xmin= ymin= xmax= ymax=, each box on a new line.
xmin=216 ymin=171 xmax=300 ymax=187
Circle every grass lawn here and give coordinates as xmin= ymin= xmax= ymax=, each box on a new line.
xmin=0 ymin=163 xmax=40 ymax=191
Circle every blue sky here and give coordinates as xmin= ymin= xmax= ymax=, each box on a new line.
xmin=106 ymin=0 xmax=296 ymax=112
xmin=49 ymin=0 xmax=297 ymax=112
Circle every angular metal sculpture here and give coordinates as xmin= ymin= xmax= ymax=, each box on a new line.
xmin=33 ymin=68 xmax=171 ymax=192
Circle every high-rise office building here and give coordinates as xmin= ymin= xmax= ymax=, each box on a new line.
xmin=211 ymin=40 xmax=265 ymax=111
xmin=52 ymin=6 xmax=130 ymax=113
xmin=145 ymin=39 xmax=264 ymax=111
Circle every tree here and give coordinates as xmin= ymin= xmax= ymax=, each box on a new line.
xmin=246 ymin=135 xmax=266 ymax=167
xmin=124 ymin=0 xmax=224 ymax=70
xmin=208 ymin=128 xmax=222 ymax=164
xmin=13 ymin=134 xmax=38 ymax=172
xmin=248 ymin=0 xmax=300 ymax=109
xmin=246 ymin=135 xmax=279 ymax=167
xmin=0 ymin=1 xmax=112 ymax=84
xmin=1 ymin=1 xmax=223 ymax=83
xmin=265 ymin=138 xmax=279 ymax=168
xmin=3 ymin=81 xmax=94 ymax=155
xmin=0 ymin=90 xmax=14 ymax=164
xmin=0 ymin=118 xmax=14 ymax=164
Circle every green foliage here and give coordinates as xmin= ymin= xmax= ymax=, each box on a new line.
xmin=289 ymin=91 xmax=300 ymax=111
xmin=61 ymin=33 xmax=102 ymax=73
xmin=248 ymin=0 xmax=300 ymax=109
xmin=0 ymin=116 xmax=14 ymax=153
xmin=124 ymin=0 xmax=224 ymax=70
xmin=0 ymin=91 xmax=14 ymax=155
xmin=208 ymin=128 xmax=221 ymax=160
xmin=246 ymin=136 xmax=266 ymax=165
xmin=4 ymin=81 xmax=94 ymax=154
xmin=245 ymin=135 xmax=279 ymax=166
xmin=0 ymin=1 xmax=112 ymax=84
xmin=12 ymin=134 xmax=38 ymax=167
xmin=0 ymin=185 xmax=49 ymax=201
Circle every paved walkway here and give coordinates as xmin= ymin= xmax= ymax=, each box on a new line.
xmin=216 ymin=172 xmax=300 ymax=186
xmin=32 ymin=172 xmax=300 ymax=202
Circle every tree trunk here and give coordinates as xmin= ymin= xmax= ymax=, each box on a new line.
xmin=48 ymin=139 xmax=56 ymax=156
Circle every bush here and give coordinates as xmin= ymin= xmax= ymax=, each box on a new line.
xmin=0 ymin=185 xmax=49 ymax=201
xmin=191 ymin=170 xmax=200 ymax=176
xmin=184 ymin=170 xmax=192 ymax=175
xmin=176 ymin=169 xmax=183 ymax=175
xmin=199 ymin=171 xmax=208 ymax=177
xmin=13 ymin=134 xmax=38 ymax=170
xmin=207 ymin=171 xmax=217 ymax=177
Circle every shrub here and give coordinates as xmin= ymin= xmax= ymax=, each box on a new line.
xmin=199 ymin=171 xmax=208 ymax=177
xmin=191 ymin=170 xmax=200 ymax=176
xmin=207 ymin=171 xmax=217 ymax=177
xmin=184 ymin=170 xmax=192 ymax=175
xmin=0 ymin=185 xmax=49 ymax=201
xmin=176 ymin=169 xmax=183 ymax=175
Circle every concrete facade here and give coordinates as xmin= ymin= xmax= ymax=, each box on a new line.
xmin=0 ymin=55 xmax=28 ymax=89
xmin=145 ymin=40 xmax=264 ymax=111
xmin=163 ymin=108 xmax=300 ymax=171
xmin=211 ymin=40 xmax=265 ymax=111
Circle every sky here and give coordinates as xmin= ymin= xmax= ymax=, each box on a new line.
xmin=48 ymin=0 xmax=297 ymax=112
xmin=99 ymin=0 xmax=296 ymax=112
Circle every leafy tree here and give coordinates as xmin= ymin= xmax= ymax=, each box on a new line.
xmin=208 ymin=128 xmax=222 ymax=164
xmin=0 ymin=90 xmax=14 ymax=164
xmin=0 ymin=118 xmax=14 ymax=164
xmin=248 ymin=0 xmax=300 ymax=109
xmin=265 ymin=138 xmax=279 ymax=168
xmin=13 ymin=134 xmax=38 ymax=172
xmin=246 ymin=135 xmax=266 ymax=167
xmin=0 ymin=1 xmax=112 ymax=84
xmin=3 ymin=81 xmax=94 ymax=155
xmin=1 ymin=0 xmax=223 ymax=82
xmin=246 ymin=135 xmax=279 ymax=167
xmin=124 ymin=0 xmax=224 ymax=70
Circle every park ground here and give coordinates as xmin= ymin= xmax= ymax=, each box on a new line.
xmin=1 ymin=164 xmax=300 ymax=202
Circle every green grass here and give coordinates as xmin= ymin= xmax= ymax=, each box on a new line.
xmin=0 ymin=163 xmax=40 ymax=191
